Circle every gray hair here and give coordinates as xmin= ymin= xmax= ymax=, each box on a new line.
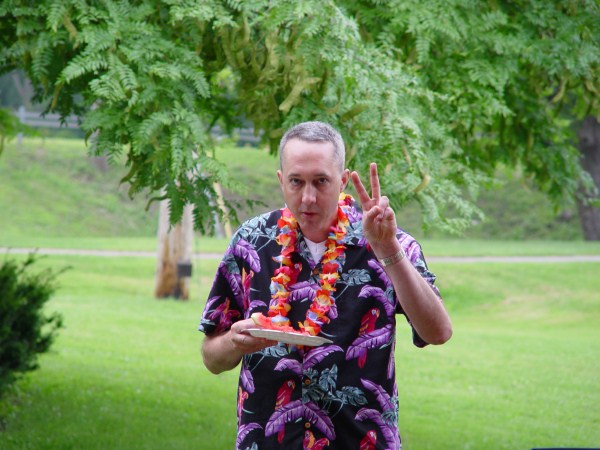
xmin=278 ymin=121 xmax=345 ymax=172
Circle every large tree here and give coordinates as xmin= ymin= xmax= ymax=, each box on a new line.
xmin=1 ymin=0 xmax=599 ymax=238
xmin=343 ymin=0 xmax=600 ymax=238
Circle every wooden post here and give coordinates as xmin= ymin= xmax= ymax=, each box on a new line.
xmin=154 ymin=200 xmax=194 ymax=299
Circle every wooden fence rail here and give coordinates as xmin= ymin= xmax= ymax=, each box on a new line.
xmin=14 ymin=106 xmax=261 ymax=146
xmin=16 ymin=106 xmax=79 ymax=129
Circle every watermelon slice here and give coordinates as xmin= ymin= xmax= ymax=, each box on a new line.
xmin=250 ymin=312 xmax=304 ymax=334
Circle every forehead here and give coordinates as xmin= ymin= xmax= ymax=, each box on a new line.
xmin=281 ymin=139 xmax=338 ymax=174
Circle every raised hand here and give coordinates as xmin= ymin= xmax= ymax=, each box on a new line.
xmin=350 ymin=163 xmax=399 ymax=251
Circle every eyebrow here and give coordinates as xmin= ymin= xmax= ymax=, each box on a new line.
xmin=286 ymin=171 xmax=331 ymax=178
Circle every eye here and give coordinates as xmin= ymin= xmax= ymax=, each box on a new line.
xmin=289 ymin=178 xmax=302 ymax=186
xmin=317 ymin=178 xmax=328 ymax=185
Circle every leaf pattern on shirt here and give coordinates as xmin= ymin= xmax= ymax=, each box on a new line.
xmin=355 ymin=379 xmax=401 ymax=449
xmin=358 ymin=285 xmax=396 ymax=318
xmin=204 ymin=295 xmax=240 ymax=333
xmin=266 ymin=400 xmax=335 ymax=441
xmin=230 ymin=239 xmax=261 ymax=272
xmin=286 ymin=280 xmax=342 ymax=320
xmin=302 ymin=365 xmax=368 ymax=414
xmin=237 ymin=423 xmax=262 ymax=450
xmin=274 ymin=345 xmax=343 ymax=375
xmin=240 ymin=363 xmax=255 ymax=393
xmin=288 ymin=280 xmax=316 ymax=303
xmin=341 ymin=268 xmax=372 ymax=286
xmin=346 ymin=325 xmax=394 ymax=364
xmin=234 ymin=213 xmax=270 ymax=245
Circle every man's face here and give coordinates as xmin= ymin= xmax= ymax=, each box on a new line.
xmin=277 ymin=138 xmax=349 ymax=242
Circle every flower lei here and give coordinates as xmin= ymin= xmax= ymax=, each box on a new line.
xmin=268 ymin=193 xmax=353 ymax=336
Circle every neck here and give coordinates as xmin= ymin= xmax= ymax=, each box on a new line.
xmin=301 ymin=229 xmax=329 ymax=243
xmin=299 ymin=214 xmax=338 ymax=243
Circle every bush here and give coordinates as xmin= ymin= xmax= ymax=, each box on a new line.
xmin=0 ymin=254 xmax=63 ymax=399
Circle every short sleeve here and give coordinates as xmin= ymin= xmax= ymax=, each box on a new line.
xmin=198 ymin=253 xmax=244 ymax=336
xmin=398 ymin=232 xmax=443 ymax=348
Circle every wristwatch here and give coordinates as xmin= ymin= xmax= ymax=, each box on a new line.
xmin=378 ymin=248 xmax=406 ymax=267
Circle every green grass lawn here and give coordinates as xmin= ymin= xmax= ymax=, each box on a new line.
xmin=1 ymin=136 xmax=599 ymax=449
xmin=0 ymin=136 xmax=589 ymax=246
xmin=0 ymin=138 xmax=158 ymax=240
xmin=0 ymin=252 xmax=598 ymax=449
xmin=4 ymin=236 xmax=600 ymax=258
xmin=0 ymin=254 xmax=238 ymax=450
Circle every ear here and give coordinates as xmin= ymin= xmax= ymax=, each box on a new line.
xmin=277 ymin=170 xmax=284 ymax=188
xmin=340 ymin=169 xmax=350 ymax=192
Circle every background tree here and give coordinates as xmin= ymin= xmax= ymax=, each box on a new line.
xmin=343 ymin=0 xmax=600 ymax=238
xmin=578 ymin=117 xmax=600 ymax=239
xmin=1 ymin=0 xmax=598 ymax=239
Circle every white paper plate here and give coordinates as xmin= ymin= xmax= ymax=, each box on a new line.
xmin=244 ymin=328 xmax=333 ymax=346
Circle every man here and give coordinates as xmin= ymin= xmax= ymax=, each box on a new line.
xmin=199 ymin=121 xmax=452 ymax=449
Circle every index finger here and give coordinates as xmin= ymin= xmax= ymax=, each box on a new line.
xmin=350 ymin=170 xmax=371 ymax=206
xmin=369 ymin=163 xmax=381 ymax=202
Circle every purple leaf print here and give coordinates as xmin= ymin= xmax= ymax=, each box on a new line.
xmin=266 ymin=400 xmax=335 ymax=440
xmin=355 ymin=408 xmax=399 ymax=450
xmin=304 ymin=345 xmax=343 ymax=369
xmin=397 ymin=233 xmax=414 ymax=253
xmin=302 ymin=402 xmax=336 ymax=440
xmin=274 ymin=359 xmax=302 ymax=375
xmin=360 ymin=379 xmax=394 ymax=411
xmin=328 ymin=301 xmax=338 ymax=320
xmin=206 ymin=302 xmax=226 ymax=322
xmin=205 ymin=295 xmax=221 ymax=312
xmin=207 ymin=297 xmax=241 ymax=333
xmin=206 ymin=295 xmax=221 ymax=310
xmin=292 ymin=280 xmax=314 ymax=289
xmin=289 ymin=285 xmax=315 ymax=303
xmin=220 ymin=264 xmax=244 ymax=309
xmin=245 ymin=300 xmax=268 ymax=319
xmin=288 ymin=282 xmax=341 ymax=319
xmin=355 ymin=408 xmax=382 ymax=424
xmin=358 ymin=286 xmax=395 ymax=317
xmin=347 ymin=207 xmax=363 ymax=225
xmin=232 ymin=239 xmax=261 ymax=273
xmin=236 ymin=423 xmax=262 ymax=449
xmin=346 ymin=325 xmax=393 ymax=362
xmin=387 ymin=338 xmax=395 ymax=380
xmin=241 ymin=364 xmax=255 ymax=393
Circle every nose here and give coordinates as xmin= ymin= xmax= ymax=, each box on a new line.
xmin=302 ymin=184 xmax=317 ymax=205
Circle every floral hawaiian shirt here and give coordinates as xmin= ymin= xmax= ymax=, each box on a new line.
xmin=199 ymin=202 xmax=441 ymax=450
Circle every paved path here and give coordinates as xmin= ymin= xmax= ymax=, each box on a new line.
xmin=3 ymin=247 xmax=600 ymax=263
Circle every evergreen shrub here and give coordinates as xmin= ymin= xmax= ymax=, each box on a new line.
xmin=0 ymin=255 xmax=62 ymax=399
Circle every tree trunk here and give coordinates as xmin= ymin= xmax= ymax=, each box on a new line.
xmin=154 ymin=200 xmax=194 ymax=299
xmin=577 ymin=116 xmax=600 ymax=241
